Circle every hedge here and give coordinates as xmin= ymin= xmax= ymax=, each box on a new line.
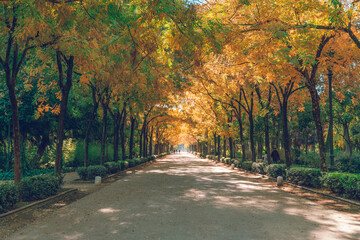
xmin=241 ymin=161 xmax=253 ymax=171
xmin=77 ymin=165 xmax=107 ymax=181
xmin=21 ymin=174 xmax=62 ymax=201
xmin=104 ymin=162 xmax=122 ymax=174
xmin=265 ymin=164 xmax=287 ymax=178
xmin=286 ymin=167 xmax=322 ymax=188
xmin=322 ymin=172 xmax=360 ymax=200
xmin=252 ymin=162 xmax=267 ymax=174
xmin=0 ymin=182 xmax=19 ymax=213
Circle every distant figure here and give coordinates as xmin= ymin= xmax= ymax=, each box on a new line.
xmin=271 ymin=148 xmax=280 ymax=163
xmin=262 ymin=151 xmax=268 ymax=163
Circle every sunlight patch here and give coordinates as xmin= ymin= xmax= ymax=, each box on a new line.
xmin=98 ymin=208 xmax=121 ymax=213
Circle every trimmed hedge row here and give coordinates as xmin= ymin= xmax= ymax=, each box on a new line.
xmin=322 ymin=172 xmax=360 ymax=200
xmin=0 ymin=173 xmax=62 ymax=213
xmin=202 ymin=154 xmax=360 ymax=200
xmin=76 ymin=155 xmax=160 ymax=181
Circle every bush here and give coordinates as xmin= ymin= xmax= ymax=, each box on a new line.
xmin=199 ymin=153 xmax=206 ymax=158
xmin=265 ymin=164 xmax=287 ymax=178
xmin=124 ymin=161 xmax=129 ymax=169
xmin=76 ymin=165 xmax=107 ymax=181
xmin=119 ymin=161 xmax=126 ymax=170
xmin=0 ymin=168 xmax=53 ymax=181
xmin=22 ymin=174 xmax=62 ymax=201
xmin=322 ymin=172 xmax=360 ymax=200
xmin=234 ymin=160 xmax=241 ymax=168
xmin=224 ymin=158 xmax=231 ymax=165
xmin=0 ymin=182 xmax=19 ymax=213
xmin=148 ymin=155 xmax=156 ymax=161
xmin=241 ymin=161 xmax=253 ymax=171
xmin=104 ymin=162 xmax=121 ymax=174
xmin=295 ymin=152 xmax=321 ymax=168
xmin=286 ymin=167 xmax=322 ymax=188
xmin=334 ymin=152 xmax=360 ymax=173
xmin=127 ymin=159 xmax=136 ymax=168
xmin=252 ymin=162 xmax=267 ymax=174
xmin=134 ymin=158 xmax=142 ymax=165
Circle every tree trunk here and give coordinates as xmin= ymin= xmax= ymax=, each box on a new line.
xmin=223 ymin=138 xmax=227 ymax=158
xmin=264 ymin=114 xmax=271 ymax=164
xmin=7 ymin=82 xmax=21 ymax=184
xmin=217 ymin=135 xmax=221 ymax=161
xmin=281 ymin=101 xmax=291 ymax=168
xmin=249 ymin=114 xmax=256 ymax=162
xmin=120 ymin=105 xmax=127 ymax=161
xmin=100 ymin=106 xmax=108 ymax=165
xmin=149 ymin=127 xmax=154 ymax=156
xmin=307 ymin=83 xmax=327 ymax=171
xmin=129 ymin=116 xmax=136 ymax=159
xmin=229 ymin=137 xmax=234 ymax=159
xmin=113 ymin=113 xmax=120 ymax=162
xmin=55 ymin=52 xmax=74 ymax=174
xmin=343 ymin=122 xmax=353 ymax=165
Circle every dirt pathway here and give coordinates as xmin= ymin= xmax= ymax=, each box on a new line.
xmin=5 ymin=153 xmax=360 ymax=240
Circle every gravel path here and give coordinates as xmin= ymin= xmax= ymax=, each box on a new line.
xmin=5 ymin=153 xmax=360 ymax=240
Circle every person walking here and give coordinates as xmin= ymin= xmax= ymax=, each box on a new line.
xmin=271 ymin=148 xmax=280 ymax=163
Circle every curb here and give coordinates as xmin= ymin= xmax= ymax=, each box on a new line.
xmin=285 ymin=182 xmax=360 ymax=207
xmin=0 ymin=188 xmax=77 ymax=219
xmin=207 ymin=158 xmax=360 ymax=208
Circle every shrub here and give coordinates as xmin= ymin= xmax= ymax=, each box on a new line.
xmin=124 ymin=161 xmax=129 ymax=169
xmin=199 ymin=153 xmax=206 ymax=158
xmin=224 ymin=158 xmax=231 ymax=165
xmin=234 ymin=160 xmax=241 ymax=168
xmin=265 ymin=164 xmax=287 ymax=178
xmin=127 ymin=159 xmax=136 ymax=168
xmin=119 ymin=161 xmax=126 ymax=170
xmin=104 ymin=162 xmax=121 ymax=174
xmin=241 ymin=161 xmax=253 ymax=171
xmin=322 ymin=172 xmax=360 ymax=200
xmin=286 ymin=167 xmax=322 ymax=188
xmin=134 ymin=158 xmax=142 ymax=165
xmin=87 ymin=165 xmax=107 ymax=180
xmin=252 ymin=162 xmax=267 ymax=174
xmin=77 ymin=165 xmax=107 ymax=181
xmin=0 ymin=168 xmax=54 ymax=181
xmin=76 ymin=167 xmax=88 ymax=180
xmin=22 ymin=174 xmax=62 ymax=201
xmin=295 ymin=152 xmax=320 ymax=168
xmin=148 ymin=155 xmax=156 ymax=161
xmin=334 ymin=152 xmax=360 ymax=173
xmin=0 ymin=182 xmax=19 ymax=213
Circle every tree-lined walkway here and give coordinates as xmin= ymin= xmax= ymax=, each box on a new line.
xmin=6 ymin=153 xmax=360 ymax=240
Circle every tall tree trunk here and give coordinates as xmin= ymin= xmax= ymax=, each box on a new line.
xmin=264 ymin=114 xmax=271 ymax=164
xmin=113 ymin=113 xmax=120 ymax=162
xmin=55 ymin=52 xmax=74 ymax=174
xmin=229 ymin=137 xmax=234 ymax=159
xmin=249 ymin=113 xmax=256 ymax=162
xmin=343 ymin=122 xmax=352 ymax=165
xmin=100 ymin=106 xmax=108 ymax=165
xmin=149 ymin=127 xmax=154 ymax=156
xmin=307 ymin=83 xmax=327 ymax=171
xmin=7 ymin=82 xmax=21 ymax=184
xmin=120 ymin=105 xmax=127 ymax=161
xmin=281 ymin=101 xmax=291 ymax=168
xmin=223 ymin=138 xmax=227 ymax=158
xmin=129 ymin=115 xmax=136 ymax=159
xmin=217 ymin=135 xmax=221 ymax=161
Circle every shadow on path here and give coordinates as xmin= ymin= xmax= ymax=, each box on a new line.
xmin=6 ymin=153 xmax=360 ymax=240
